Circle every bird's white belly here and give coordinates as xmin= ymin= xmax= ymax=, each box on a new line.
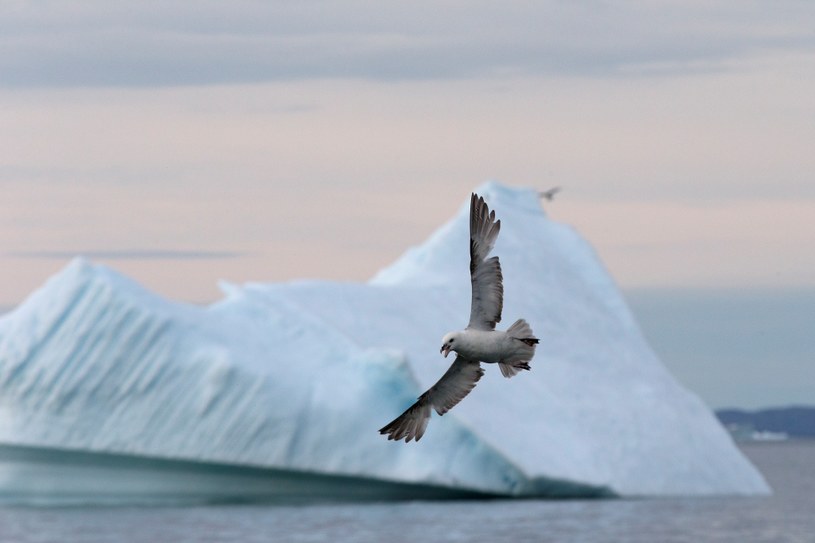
xmin=457 ymin=330 xmax=511 ymax=363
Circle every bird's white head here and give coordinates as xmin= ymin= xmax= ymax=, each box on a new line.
xmin=440 ymin=332 xmax=459 ymax=358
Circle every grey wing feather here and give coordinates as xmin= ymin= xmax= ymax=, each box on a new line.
xmin=426 ymin=355 xmax=485 ymax=416
xmin=468 ymin=193 xmax=503 ymax=330
xmin=378 ymin=399 xmax=431 ymax=443
xmin=379 ymin=356 xmax=484 ymax=442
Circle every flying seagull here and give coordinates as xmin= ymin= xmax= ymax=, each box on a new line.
xmin=539 ymin=186 xmax=561 ymax=201
xmin=379 ymin=193 xmax=539 ymax=443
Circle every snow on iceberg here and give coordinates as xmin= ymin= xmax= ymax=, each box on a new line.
xmin=0 ymin=182 xmax=769 ymax=502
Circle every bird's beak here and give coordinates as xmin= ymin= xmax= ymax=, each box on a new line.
xmin=440 ymin=344 xmax=451 ymax=358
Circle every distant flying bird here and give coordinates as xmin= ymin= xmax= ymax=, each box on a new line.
xmin=539 ymin=187 xmax=561 ymax=201
xmin=379 ymin=193 xmax=539 ymax=443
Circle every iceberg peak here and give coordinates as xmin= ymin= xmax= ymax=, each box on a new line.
xmin=473 ymin=181 xmax=547 ymax=215
xmin=371 ymin=182 xmax=546 ymax=286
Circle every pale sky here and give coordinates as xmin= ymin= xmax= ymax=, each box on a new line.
xmin=1 ymin=1 xmax=814 ymax=408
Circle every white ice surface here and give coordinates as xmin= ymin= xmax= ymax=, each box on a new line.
xmin=0 ymin=182 xmax=769 ymax=497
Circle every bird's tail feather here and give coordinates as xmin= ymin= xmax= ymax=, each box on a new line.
xmin=498 ymin=360 xmax=531 ymax=378
xmin=501 ymin=319 xmax=538 ymax=378
xmin=507 ymin=318 xmax=537 ymax=342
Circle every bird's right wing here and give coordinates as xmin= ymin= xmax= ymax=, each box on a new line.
xmin=379 ymin=356 xmax=485 ymax=442
xmin=468 ymin=193 xmax=503 ymax=331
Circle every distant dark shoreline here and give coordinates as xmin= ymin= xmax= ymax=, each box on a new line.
xmin=716 ymin=406 xmax=815 ymax=440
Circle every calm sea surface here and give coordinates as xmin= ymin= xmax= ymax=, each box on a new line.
xmin=0 ymin=441 xmax=812 ymax=543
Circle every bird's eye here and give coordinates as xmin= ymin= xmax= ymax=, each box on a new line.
xmin=449 ymin=338 xmax=454 ymax=343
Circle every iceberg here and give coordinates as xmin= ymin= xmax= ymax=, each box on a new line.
xmin=0 ymin=183 xmax=769 ymax=503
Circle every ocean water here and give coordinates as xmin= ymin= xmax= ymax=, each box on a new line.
xmin=0 ymin=441 xmax=811 ymax=543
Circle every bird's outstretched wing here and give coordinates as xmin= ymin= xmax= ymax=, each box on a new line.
xmin=468 ymin=193 xmax=503 ymax=331
xmin=379 ymin=356 xmax=485 ymax=442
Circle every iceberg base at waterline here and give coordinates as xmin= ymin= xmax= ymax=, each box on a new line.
xmin=0 ymin=444 xmax=614 ymax=506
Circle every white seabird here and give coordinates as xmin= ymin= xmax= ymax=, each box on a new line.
xmin=379 ymin=193 xmax=539 ymax=443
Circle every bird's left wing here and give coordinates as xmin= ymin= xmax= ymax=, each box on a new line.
xmin=468 ymin=193 xmax=503 ymax=330
xmin=379 ymin=356 xmax=485 ymax=442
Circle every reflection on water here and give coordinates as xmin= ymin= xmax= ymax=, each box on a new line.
xmin=0 ymin=442 xmax=812 ymax=543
